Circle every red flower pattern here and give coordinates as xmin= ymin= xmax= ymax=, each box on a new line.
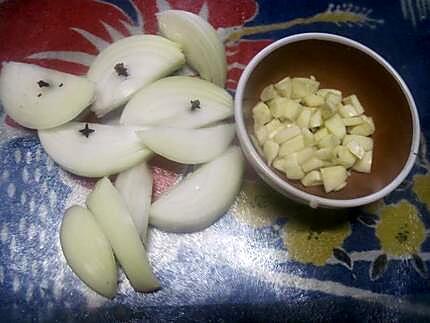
xmin=0 ymin=0 xmax=271 ymax=191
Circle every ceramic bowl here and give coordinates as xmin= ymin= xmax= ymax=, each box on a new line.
xmin=234 ymin=33 xmax=420 ymax=208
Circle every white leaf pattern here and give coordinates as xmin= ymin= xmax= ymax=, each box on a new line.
xmin=27 ymin=51 xmax=96 ymax=66
xmin=70 ymin=27 xmax=110 ymax=52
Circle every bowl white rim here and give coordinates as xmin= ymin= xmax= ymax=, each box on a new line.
xmin=234 ymin=32 xmax=420 ymax=208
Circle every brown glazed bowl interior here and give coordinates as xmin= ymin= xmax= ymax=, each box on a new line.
xmin=241 ymin=36 xmax=416 ymax=201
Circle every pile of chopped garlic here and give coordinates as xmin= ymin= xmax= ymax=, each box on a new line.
xmin=252 ymin=76 xmax=374 ymax=193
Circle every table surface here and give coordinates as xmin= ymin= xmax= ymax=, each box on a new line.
xmin=1 ymin=0 xmax=430 ymax=322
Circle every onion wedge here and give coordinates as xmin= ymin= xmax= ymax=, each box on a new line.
xmin=87 ymin=35 xmax=185 ymax=117
xmin=0 ymin=62 xmax=95 ymax=129
xmin=157 ymin=10 xmax=227 ymax=87
xmin=120 ymin=76 xmax=232 ymax=128
xmin=87 ymin=177 xmax=160 ymax=292
xmin=60 ymin=206 xmax=117 ymax=298
xmin=115 ymin=162 xmax=152 ymax=242
xmin=38 ymin=122 xmax=151 ymax=177
xmin=137 ymin=123 xmax=235 ymax=164
xmin=150 ymin=146 xmax=244 ymax=233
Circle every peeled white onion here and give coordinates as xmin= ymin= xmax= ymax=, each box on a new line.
xmin=115 ymin=162 xmax=152 ymax=242
xmin=137 ymin=123 xmax=235 ymax=164
xmin=0 ymin=62 xmax=95 ymax=129
xmin=150 ymin=146 xmax=244 ymax=233
xmin=87 ymin=35 xmax=185 ymax=117
xmin=120 ymin=76 xmax=232 ymax=128
xmin=157 ymin=10 xmax=227 ymax=87
xmin=87 ymin=177 xmax=160 ymax=292
xmin=38 ymin=122 xmax=151 ymax=177
xmin=60 ymin=206 xmax=117 ymax=298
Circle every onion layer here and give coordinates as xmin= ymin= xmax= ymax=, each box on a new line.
xmin=60 ymin=206 xmax=117 ymax=298
xmin=0 ymin=62 xmax=95 ymax=129
xmin=88 ymin=35 xmax=185 ymax=117
xmin=137 ymin=123 xmax=235 ymax=164
xmin=87 ymin=177 xmax=160 ymax=292
xmin=120 ymin=76 xmax=232 ymax=128
xmin=38 ymin=122 xmax=152 ymax=177
xmin=115 ymin=162 xmax=153 ymax=242
xmin=157 ymin=10 xmax=227 ymax=87
xmin=150 ymin=146 xmax=244 ymax=233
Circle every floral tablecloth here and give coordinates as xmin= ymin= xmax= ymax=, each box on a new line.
xmin=1 ymin=0 xmax=430 ymax=322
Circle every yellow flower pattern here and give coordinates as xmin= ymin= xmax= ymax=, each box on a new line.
xmin=413 ymin=174 xmax=430 ymax=211
xmin=375 ymin=201 xmax=426 ymax=257
xmin=231 ymin=145 xmax=430 ymax=275
xmin=281 ymin=219 xmax=351 ymax=266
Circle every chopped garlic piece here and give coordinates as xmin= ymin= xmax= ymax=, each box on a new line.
xmin=301 ymin=170 xmax=322 ymax=187
xmin=254 ymin=126 xmax=268 ymax=145
xmin=296 ymin=107 xmax=313 ymax=128
xmin=291 ymin=77 xmax=320 ymax=99
xmin=335 ymin=181 xmax=347 ymax=191
xmin=274 ymin=77 xmax=292 ymax=98
xmin=283 ymin=99 xmax=301 ymax=121
xmin=273 ymin=158 xmax=285 ymax=172
xmin=284 ymin=154 xmax=305 ymax=179
xmin=303 ymin=94 xmax=325 ymax=107
xmin=295 ymin=147 xmax=315 ymax=164
xmin=302 ymin=157 xmax=327 ymax=173
xmin=321 ymin=166 xmax=348 ymax=193
xmin=310 ymin=109 xmax=322 ymax=128
xmin=252 ymin=101 xmax=272 ymax=126
xmin=302 ymin=128 xmax=315 ymax=147
xmin=317 ymin=88 xmax=342 ymax=98
xmin=279 ymin=134 xmax=305 ymax=157
xmin=325 ymin=113 xmax=346 ymax=139
xmin=334 ymin=145 xmax=357 ymax=168
xmin=264 ymin=119 xmax=283 ymax=139
xmin=342 ymin=116 xmax=363 ymax=126
xmin=339 ymin=104 xmax=359 ymax=118
xmin=346 ymin=141 xmax=365 ymax=159
xmin=343 ymin=135 xmax=373 ymax=151
xmin=325 ymin=92 xmax=342 ymax=110
xmin=343 ymin=94 xmax=364 ymax=114
xmin=260 ymin=84 xmax=279 ymax=101
xmin=314 ymin=127 xmax=329 ymax=142
xmin=321 ymin=108 xmax=336 ymax=120
xmin=349 ymin=116 xmax=375 ymax=136
xmin=263 ymin=140 xmax=279 ymax=166
xmin=267 ymin=97 xmax=289 ymax=119
xmin=273 ymin=124 xmax=301 ymax=144
xmin=315 ymin=148 xmax=333 ymax=161
xmin=318 ymin=134 xmax=340 ymax=149
xmin=353 ymin=150 xmax=372 ymax=173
